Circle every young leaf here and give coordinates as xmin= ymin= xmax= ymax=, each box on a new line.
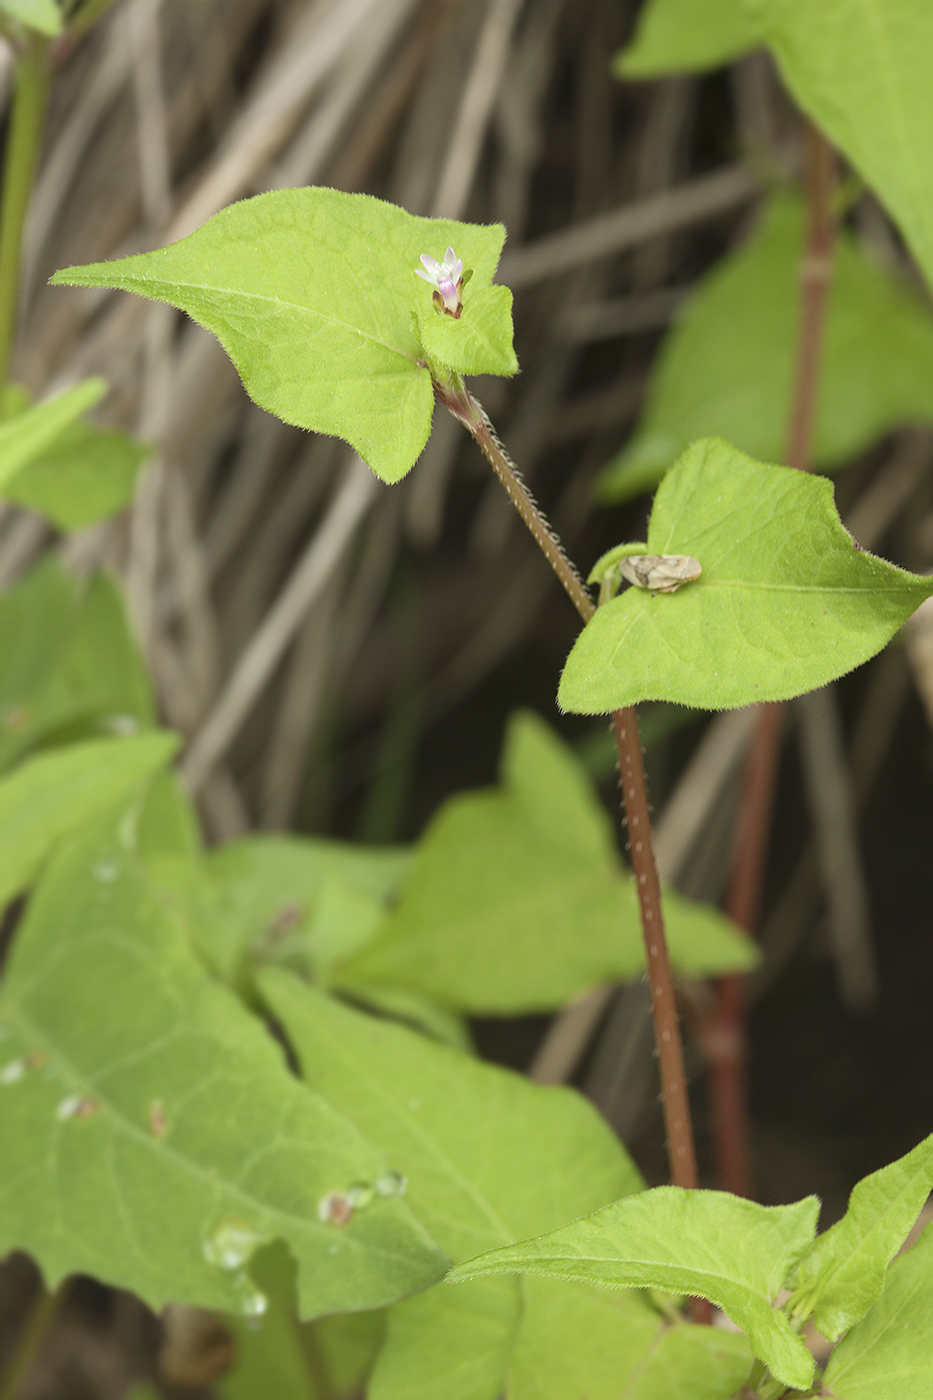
xmin=416 ymin=283 xmax=517 ymax=381
xmin=5 ymin=419 xmax=150 ymax=531
xmin=600 ymin=196 xmax=933 ymax=503
xmin=790 ymin=1130 xmax=933 ymax=1340
xmin=0 ymin=820 xmax=448 ymax=1319
xmin=0 ymin=0 xmax=62 ymax=35
xmin=51 ymin=189 xmax=515 ymax=483
xmin=614 ymin=0 xmax=757 ymax=77
xmin=449 ymin=1187 xmax=820 ymax=1393
xmin=820 ymin=1223 xmax=933 ymax=1400
xmin=0 ymin=562 xmax=154 ymax=774
xmin=510 ymin=1277 xmax=753 ymax=1400
xmin=0 ymin=731 xmax=177 ymax=908
xmin=0 ymin=379 xmax=106 ymax=495
xmin=747 ymin=0 xmax=933 ymax=293
xmin=337 ymin=711 xmax=756 ymax=1012
xmin=561 ymin=438 xmax=933 ymax=714
xmin=259 ymin=972 xmax=645 ymax=1400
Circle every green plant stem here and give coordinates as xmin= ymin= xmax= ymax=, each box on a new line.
xmin=0 ymin=33 xmax=50 ymax=404
xmin=437 ymin=377 xmax=701 ymax=1197
xmin=0 ymin=1279 xmax=68 ymax=1400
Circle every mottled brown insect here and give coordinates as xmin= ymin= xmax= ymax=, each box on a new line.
xmin=618 ymin=554 xmax=702 ymax=594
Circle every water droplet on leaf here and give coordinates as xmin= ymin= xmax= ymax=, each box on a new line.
xmin=232 ymin=1273 xmax=267 ymax=1319
xmin=203 ymin=1219 xmax=268 ymax=1271
xmin=1 ymin=1058 xmax=26 ymax=1084
xmin=375 ymin=1170 xmax=406 ymax=1198
xmin=2 ymin=1050 xmax=47 ymax=1084
xmin=56 ymin=1094 xmax=99 ymax=1121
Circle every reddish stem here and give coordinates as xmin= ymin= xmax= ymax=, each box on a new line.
xmin=786 ymin=124 xmax=836 ymax=475
xmin=705 ymin=123 xmax=836 ymax=1198
xmin=613 ymin=709 xmax=698 ymax=1191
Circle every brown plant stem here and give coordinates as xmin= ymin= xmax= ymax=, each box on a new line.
xmin=438 ymin=376 xmax=703 ymax=1213
xmin=706 ymin=122 xmax=836 ymax=1199
xmin=612 ymin=709 xmax=698 ymax=1192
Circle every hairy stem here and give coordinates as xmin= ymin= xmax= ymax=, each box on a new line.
xmin=708 ymin=123 xmax=837 ymax=1197
xmin=0 ymin=34 xmax=49 ymax=403
xmin=439 ymin=379 xmax=701 ymax=1201
xmin=612 ymin=709 xmax=698 ymax=1191
xmin=435 ymin=380 xmax=595 ymax=622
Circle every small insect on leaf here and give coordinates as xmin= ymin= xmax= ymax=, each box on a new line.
xmin=619 ymin=554 xmax=702 ymax=595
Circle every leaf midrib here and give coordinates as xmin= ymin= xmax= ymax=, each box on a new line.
xmin=66 ymin=274 xmax=423 ymax=369
xmin=626 ymin=579 xmax=925 ymax=596
xmin=463 ymin=1244 xmax=777 ymax=1305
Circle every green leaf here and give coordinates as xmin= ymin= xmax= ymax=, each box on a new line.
xmin=600 ymin=196 xmax=933 ymax=503
xmin=136 ymin=767 xmax=201 ymax=864
xmin=218 ymin=1244 xmax=380 ymax=1400
xmin=0 ymin=561 xmax=153 ymax=772
xmin=510 ymin=1278 xmax=753 ymax=1400
xmin=222 ymin=1295 xmax=314 ymax=1400
xmin=0 ymin=820 xmax=448 ymax=1318
xmin=371 ymin=1281 xmax=523 ymax=1400
xmin=417 ymin=284 xmax=516 ymax=379
xmin=0 ymin=731 xmax=177 ymax=908
xmin=449 ymin=1187 xmax=821 ymax=1393
xmin=562 ymin=438 xmax=933 ymax=713
xmin=821 ymin=1223 xmax=933 ymax=1400
xmin=0 ymin=379 xmax=106 ymax=494
xmin=338 ymin=711 xmax=756 ymax=1013
xmin=746 ymin=0 xmax=933 ymax=293
xmin=343 ymin=983 xmax=474 ymax=1053
xmin=790 ymin=1130 xmax=933 ymax=1340
xmin=587 ymin=542 xmax=649 ymax=587
xmin=305 ymin=1309 xmax=386 ymax=1399
xmin=613 ymin=0 xmax=757 ymax=77
xmin=0 ymin=0 xmax=62 ymax=35
xmin=5 ymin=420 xmax=149 ymax=531
xmin=205 ymin=834 xmax=412 ymax=983
xmin=259 ymin=972 xmax=645 ymax=1400
xmin=51 ymin=190 xmax=515 ymax=483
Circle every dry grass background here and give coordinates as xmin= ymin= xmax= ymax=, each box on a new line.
xmin=3 ymin=0 xmax=933 ymax=1393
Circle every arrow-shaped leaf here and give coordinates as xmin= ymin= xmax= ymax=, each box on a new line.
xmin=51 ymin=189 xmax=516 ymax=484
xmin=449 ymin=1187 xmax=820 ymax=1393
xmin=561 ymin=438 xmax=933 ymax=713
xmin=0 ymin=819 xmax=448 ymax=1318
xmin=790 ymin=1130 xmax=933 ymax=1341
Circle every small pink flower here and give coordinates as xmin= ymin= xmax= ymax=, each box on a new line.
xmin=415 ymin=246 xmax=464 ymax=317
